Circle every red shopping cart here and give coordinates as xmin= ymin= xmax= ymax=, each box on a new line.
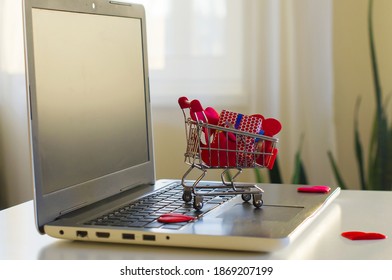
xmin=178 ymin=97 xmax=279 ymax=210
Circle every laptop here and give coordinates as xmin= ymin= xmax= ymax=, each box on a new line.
xmin=22 ymin=0 xmax=340 ymax=252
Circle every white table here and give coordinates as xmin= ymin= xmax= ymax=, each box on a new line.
xmin=1 ymin=190 xmax=391 ymax=260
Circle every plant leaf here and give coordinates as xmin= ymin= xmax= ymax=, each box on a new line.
xmin=291 ymin=135 xmax=308 ymax=185
xmin=379 ymin=113 xmax=392 ymax=190
xmin=292 ymin=158 xmax=308 ymax=185
xmin=367 ymin=0 xmax=391 ymax=190
xmin=354 ymin=97 xmax=367 ymax=190
xmin=387 ymin=125 xmax=392 ymax=190
xmin=223 ymin=170 xmax=232 ymax=182
xmin=368 ymin=0 xmax=382 ymax=112
xmin=268 ymin=157 xmax=282 ymax=184
xmin=327 ymin=150 xmax=347 ymax=189
xmin=253 ymin=168 xmax=264 ymax=184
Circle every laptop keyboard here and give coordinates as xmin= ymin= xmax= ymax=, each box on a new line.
xmin=84 ymin=182 xmax=235 ymax=230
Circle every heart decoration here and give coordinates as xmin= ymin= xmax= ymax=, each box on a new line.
xmin=341 ymin=231 xmax=387 ymax=240
xmin=201 ymin=131 xmax=237 ymax=167
xmin=262 ymin=118 xmax=282 ymax=137
xmin=158 ymin=213 xmax=196 ymax=223
xmin=297 ymin=186 xmax=331 ymax=193
xmin=178 ymin=96 xmax=191 ymax=109
xmin=203 ymin=107 xmax=220 ymax=125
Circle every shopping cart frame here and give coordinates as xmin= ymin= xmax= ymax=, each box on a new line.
xmin=179 ymin=98 xmax=279 ymax=210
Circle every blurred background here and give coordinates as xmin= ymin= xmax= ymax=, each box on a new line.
xmin=1 ymin=0 xmax=391 ymax=210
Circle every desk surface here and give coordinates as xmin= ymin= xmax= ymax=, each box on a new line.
xmin=1 ymin=190 xmax=391 ymax=260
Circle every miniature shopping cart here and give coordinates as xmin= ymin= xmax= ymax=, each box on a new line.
xmin=178 ymin=97 xmax=279 ymax=210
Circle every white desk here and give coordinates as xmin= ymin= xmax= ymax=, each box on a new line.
xmin=1 ymin=190 xmax=391 ymax=260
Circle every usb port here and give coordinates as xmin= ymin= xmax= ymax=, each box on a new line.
xmin=96 ymin=232 xmax=110 ymax=238
xmin=143 ymin=234 xmax=155 ymax=241
xmin=76 ymin=230 xmax=88 ymax=238
xmin=122 ymin=233 xmax=135 ymax=240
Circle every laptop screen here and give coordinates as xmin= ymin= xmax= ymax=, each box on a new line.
xmin=24 ymin=0 xmax=155 ymax=229
xmin=31 ymin=8 xmax=149 ymax=195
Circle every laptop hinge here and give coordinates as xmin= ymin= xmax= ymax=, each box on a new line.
xmin=59 ymin=201 xmax=88 ymax=216
xmin=120 ymin=181 xmax=143 ymax=192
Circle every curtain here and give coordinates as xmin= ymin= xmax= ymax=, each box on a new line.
xmin=0 ymin=0 xmax=33 ymax=209
xmin=246 ymin=0 xmax=336 ymax=185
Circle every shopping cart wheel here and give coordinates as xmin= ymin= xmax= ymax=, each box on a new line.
xmin=193 ymin=196 xmax=204 ymax=211
xmin=253 ymin=194 xmax=263 ymax=208
xmin=241 ymin=193 xmax=252 ymax=202
xmin=182 ymin=191 xmax=192 ymax=203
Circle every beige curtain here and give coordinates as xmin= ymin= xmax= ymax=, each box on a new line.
xmin=246 ymin=0 xmax=336 ymax=185
xmin=0 ymin=0 xmax=33 ymax=209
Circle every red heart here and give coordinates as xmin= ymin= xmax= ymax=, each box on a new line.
xmin=189 ymin=104 xmax=219 ymax=126
xmin=341 ymin=231 xmax=387 ymax=240
xmin=262 ymin=118 xmax=282 ymax=137
xmin=201 ymin=132 xmax=237 ymax=167
xmin=158 ymin=213 xmax=196 ymax=223
xmin=178 ymin=96 xmax=191 ymax=109
xmin=297 ymin=186 xmax=331 ymax=193
xmin=204 ymin=107 xmax=219 ymax=125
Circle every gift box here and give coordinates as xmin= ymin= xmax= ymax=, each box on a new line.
xmin=207 ymin=110 xmax=263 ymax=167
xmin=217 ymin=110 xmax=263 ymax=132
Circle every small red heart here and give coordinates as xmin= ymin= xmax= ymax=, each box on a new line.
xmin=262 ymin=118 xmax=282 ymax=137
xmin=178 ymin=96 xmax=191 ymax=109
xmin=189 ymin=104 xmax=219 ymax=126
xmin=341 ymin=231 xmax=387 ymax=240
xmin=158 ymin=213 xmax=196 ymax=223
xmin=297 ymin=186 xmax=331 ymax=193
xmin=204 ymin=107 xmax=220 ymax=125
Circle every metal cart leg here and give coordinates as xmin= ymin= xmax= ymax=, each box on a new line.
xmin=221 ymin=168 xmax=243 ymax=189
xmin=193 ymin=195 xmax=204 ymax=211
xmin=252 ymin=193 xmax=263 ymax=208
xmin=181 ymin=164 xmax=207 ymax=203
xmin=182 ymin=187 xmax=193 ymax=202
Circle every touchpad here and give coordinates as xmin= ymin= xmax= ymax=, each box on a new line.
xmin=214 ymin=203 xmax=305 ymax=238
xmin=217 ymin=203 xmax=304 ymax=222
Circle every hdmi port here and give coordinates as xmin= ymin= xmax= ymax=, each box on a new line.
xmin=96 ymin=232 xmax=110 ymax=238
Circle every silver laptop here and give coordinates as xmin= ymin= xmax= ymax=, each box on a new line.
xmin=22 ymin=0 xmax=340 ymax=252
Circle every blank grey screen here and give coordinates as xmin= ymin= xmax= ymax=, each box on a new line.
xmin=32 ymin=8 xmax=149 ymax=194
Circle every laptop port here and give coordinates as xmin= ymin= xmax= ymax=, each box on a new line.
xmin=122 ymin=233 xmax=135 ymax=240
xmin=96 ymin=232 xmax=110 ymax=238
xmin=143 ymin=234 xmax=155 ymax=241
xmin=76 ymin=230 xmax=88 ymax=238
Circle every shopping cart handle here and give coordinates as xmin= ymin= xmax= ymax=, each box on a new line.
xmin=190 ymin=99 xmax=204 ymax=112
xmin=178 ymin=96 xmax=191 ymax=109
xmin=178 ymin=96 xmax=204 ymax=113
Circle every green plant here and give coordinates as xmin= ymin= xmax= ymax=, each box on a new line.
xmin=328 ymin=0 xmax=392 ymax=190
xmin=255 ymin=135 xmax=308 ymax=185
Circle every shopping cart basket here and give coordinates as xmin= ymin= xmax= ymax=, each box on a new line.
xmin=178 ymin=97 xmax=279 ymax=210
